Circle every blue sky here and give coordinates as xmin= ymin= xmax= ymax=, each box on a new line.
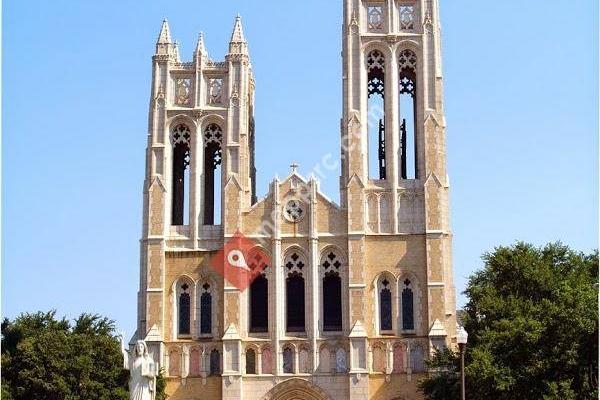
xmin=3 ymin=0 xmax=598 ymax=335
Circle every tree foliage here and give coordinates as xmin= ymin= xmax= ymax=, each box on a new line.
xmin=1 ymin=311 xmax=130 ymax=400
xmin=419 ymin=347 xmax=461 ymax=400
xmin=155 ymin=368 xmax=168 ymax=400
xmin=420 ymin=242 xmax=598 ymax=400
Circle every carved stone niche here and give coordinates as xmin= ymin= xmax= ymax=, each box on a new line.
xmin=349 ymin=321 xmax=367 ymax=372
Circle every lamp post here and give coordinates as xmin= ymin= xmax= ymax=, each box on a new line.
xmin=457 ymin=326 xmax=468 ymax=400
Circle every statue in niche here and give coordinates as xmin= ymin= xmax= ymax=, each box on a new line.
xmin=120 ymin=335 xmax=157 ymax=400
xmin=336 ymin=348 xmax=347 ymax=373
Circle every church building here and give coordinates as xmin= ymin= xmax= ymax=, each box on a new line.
xmin=134 ymin=0 xmax=457 ymax=398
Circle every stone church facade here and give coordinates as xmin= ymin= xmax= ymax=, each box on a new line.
xmin=134 ymin=0 xmax=457 ymax=399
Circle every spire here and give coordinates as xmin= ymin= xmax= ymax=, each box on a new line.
xmin=157 ymin=19 xmax=172 ymax=44
xmin=173 ymin=40 xmax=181 ymax=62
xmin=195 ymin=32 xmax=207 ymax=57
xmin=228 ymin=14 xmax=248 ymax=56
xmin=230 ymin=14 xmax=246 ymax=43
xmin=155 ymin=19 xmax=174 ymax=56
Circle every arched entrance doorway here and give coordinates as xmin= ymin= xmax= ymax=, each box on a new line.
xmin=262 ymin=378 xmax=330 ymax=400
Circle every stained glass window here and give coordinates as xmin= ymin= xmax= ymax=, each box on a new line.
xmin=285 ymin=252 xmax=306 ymax=332
xmin=178 ymin=283 xmax=191 ymax=335
xmin=322 ymin=251 xmax=343 ymax=332
xmin=250 ymin=273 xmax=268 ymax=332
xmin=379 ymin=279 xmax=392 ymax=331
xmin=286 ymin=273 xmax=305 ymax=332
xmin=200 ymin=289 xmax=212 ymax=334
xmin=402 ymin=280 xmax=414 ymax=330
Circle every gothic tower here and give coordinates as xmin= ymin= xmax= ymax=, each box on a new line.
xmin=135 ymin=1 xmax=457 ymax=399
xmin=341 ymin=0 xmax=457 ymax=397
xmin=137 ymin=14 xmax=255 ymax=356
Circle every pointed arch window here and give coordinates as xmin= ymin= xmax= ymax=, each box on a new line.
xmin=398 ymin=49 xmax=418 ymax=179
xmin=177 ymin=281 xmax=191 ymax=336
xmin=379 ymin=278 xmax=392 ymax=332
xmin=199 ymin=283 xmax=213 ymax=335
xmin=210 ymin=349 xmax=221 ymax=376
xmin=245 ymin=348 xmax=256 ymax=374
xmin=402 ymin=279 xmax=415 ymax=331
xmin=203 ymin=124 xmax=223 ymax=225
xmin=282 ymin=347 xmax=294 ymax=374
xmin=249 ymin=249 xmax=269 ymax=333
xmin=171 ymin=124 xmax=191 ymax=225
xmin=321 ymin=251 xmax=343 ymax=331
xmin=284 ymin=252 xmax=306 ymax=332
xmin=249 ymin=271 xmax=269 ymax=333
xmin=367 ymin=50 xmax=387 ymax=180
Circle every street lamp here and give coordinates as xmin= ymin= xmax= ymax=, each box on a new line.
xmin=457 ymin=326 xmax=469 ymax=400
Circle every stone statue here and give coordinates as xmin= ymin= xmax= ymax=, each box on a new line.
xmin=120 ymin=334 xmax=157 ymax=400
xmin=336 ymin=348 xmax=347 ymax=373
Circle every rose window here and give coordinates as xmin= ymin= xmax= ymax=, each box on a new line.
xmin=284 ymin=200 xmax=304 ymax=223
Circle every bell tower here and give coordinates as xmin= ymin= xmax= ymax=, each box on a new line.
xmin=137 ymin=16 xmax=256 ymax=342
xmin=341 ymin=0 xmax=448 ymax=197
xmin=341 ymin=0 xmax=457 ymax=395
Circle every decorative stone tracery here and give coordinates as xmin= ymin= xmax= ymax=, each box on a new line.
xmin=283 ymin=199 xmax=304 ymax=223
xmin=208 ymin=78 xmax=223 ymax=104
xmin=262 ymin=378 xmax=331 ymax=400
xmin=175 ymin=78 xmax=192 ymax=106
xmin=398 ymin=49 xmax=417 ymax=72
xmin=367 ymin=5 xmax=384 ymax=32
xmin=399 ymin=5 xmax=415 ymax=30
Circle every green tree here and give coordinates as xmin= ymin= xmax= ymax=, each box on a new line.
xmin=1 ymin=311 xmax=130 ymax=400
xmin=419 ymin=347 xmax=461 ymax=400
xmin=155 ymin=368 xmax=168 ymax=400
xmin=419 ymin=242 xmax=598 ymax=400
